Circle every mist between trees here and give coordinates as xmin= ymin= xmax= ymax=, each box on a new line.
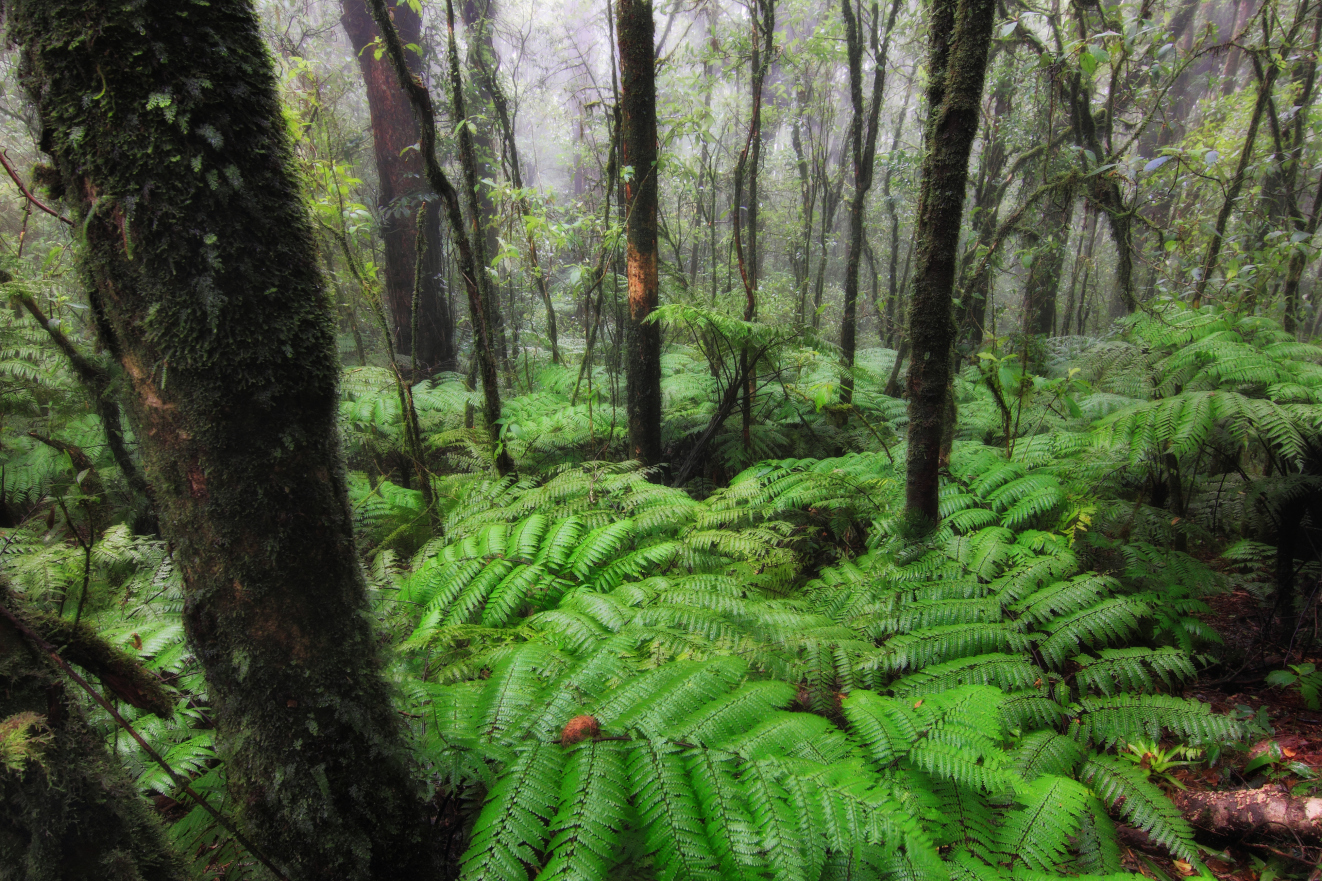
xmin=2 ymin=1 xmax=1322 ymax=880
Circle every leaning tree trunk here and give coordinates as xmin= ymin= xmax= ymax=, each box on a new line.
xmin=618 ymin=0 xmax=663 ymax=467
xmin=341 ymin=0 xmax=456 ymax=374
xmin=904 ymin=0 xmax=997 ymax=525
xmin=6 ymin=3 xmax=444 ymax=879
xmin=840 ymin=0 xmax=902 ymax=406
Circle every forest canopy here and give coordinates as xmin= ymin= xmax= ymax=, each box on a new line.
xmin=1 ymin=1 xmax=1322 ymax=880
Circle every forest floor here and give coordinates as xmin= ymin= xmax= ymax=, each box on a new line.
xmin=1120 ymin=586 xmax=1322 ymax=881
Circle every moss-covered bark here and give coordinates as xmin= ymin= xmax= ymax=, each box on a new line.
xmin=903 ymin=0 xmax=995 ymax=524
xmin=1 ymin=586 xmax=185 ymax=881
xmin=618 ymin=0 xmax=663 ymax=467
xmin=6 ymin=2 xmax=443 ymax=877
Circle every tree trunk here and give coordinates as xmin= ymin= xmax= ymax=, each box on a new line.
xmin=733 ymin=0 xmax=774 ymax=457
xmin=340 ymin=0 xmax=456 ymax=374
xmin=460 ymin=0 xmax=509 ymax=368
xmin=618 ymin=0 xmax=663 ymax=467
xmin=791 ymin=90 xmax=817 ymax=327
xmin=881 ymin=72 xmax=915 ymax=347
xmin=1173 ymin=785 xmax=1322 ymax=843
xmin=1194 ymin=53 xmax=1276 ymax=306
xmin=465 ymin=0 xmax=562 ymax=364
xmin=8 ymin=2 xmax=445 ymax=878
xmin=954 ymin=49 xmax=1012 ymax=349
xmin=1021 ymin=187 xmax=1076 ymax=337
xmin=841 ymin=0 xmax=902 ymax=405
xmin=904 ymin=0 xmax=996 ymax=525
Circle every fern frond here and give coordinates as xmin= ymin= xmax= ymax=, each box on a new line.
xmin=1078 ymin=753 xmax=1195 ymax=861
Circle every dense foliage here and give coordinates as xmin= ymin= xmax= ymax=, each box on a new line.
xmin=4 ymin=0 xmax=1322 ymax=879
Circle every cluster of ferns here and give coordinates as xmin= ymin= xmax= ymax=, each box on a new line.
xmin=4 ymin=300 xmax=1320 ymax=879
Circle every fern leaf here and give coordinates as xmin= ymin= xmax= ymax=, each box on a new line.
xmin=536 ymin=742 xmax=629 ymax=881
xmin=1010 ymin=731 xmax=1085 ymax=781
xmin=1036 ymin=597 xmax=1149 ymax=668
xmin=461 ymin=742 xmax=565 ymax=880
xmin=628 ymin=740 xmax=722 ymax=881
xmin=998 ymin=775 xmax=1090 ymax=871
xmin=1079 ymin=753 xmax=1195 ymax=861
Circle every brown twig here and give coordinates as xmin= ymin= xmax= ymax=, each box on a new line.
xmin=0 ymin=149 xmax=72 ymax=225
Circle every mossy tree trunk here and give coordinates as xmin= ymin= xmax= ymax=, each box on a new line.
xmin=6 ymin=3 xmax=444 ymax=878
xmin=904 ymin=0 xmax=996 ymax=525
xmin=340 ymin=0 xmax=456 ymax=374
xmin=618 ymin=0 xmax=663 ymax=467
xmin=840 ymin=0 xmax=901 ymax=406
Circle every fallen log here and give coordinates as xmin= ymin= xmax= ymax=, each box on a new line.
xmin=1173 ymin=784 xmax=1322 ymax=843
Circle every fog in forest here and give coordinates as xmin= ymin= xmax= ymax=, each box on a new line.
xmin=3 ymin=2 xmax=1322 ymax=880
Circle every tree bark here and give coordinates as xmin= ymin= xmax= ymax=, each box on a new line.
xmin=7 ymin=3 xmax=445 ymax=878
xmin=340 ymin=0 xmax=456 ymax=374
xmin=903 ymin=0 xmax=996 ymax=525
xmin=618 ymin=0 xmax=663 ymax=467
xmin=1173 ymin=785 xmax=1322 ymax=843
xmin=841 ymin=0 xmax=902 ymax=405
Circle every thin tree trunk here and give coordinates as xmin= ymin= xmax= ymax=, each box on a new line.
xmin=618 ymin=0 xmax=663 ymax=467
xmin=13 ymin=292 xmax=152 ymax=518
xmin=733 ymin=0 xmax=774 ymax=456
xmin=791 ymin=91 xmax=817 ymax=326
xmin=467 ymin=13 xmax=562 ymax=364
xmin=460 ymin=0 xmax=509 ymax=368
xmin=841 ymin=0 xmax=903 ymax=405
xmin=340 ymin=0 xmax=456 ymax=373
xmin=1059 ymin=206 xmax=1092 ymax=336
xmin=9 ymin=2 xmax=448 ymax=877
xmin=882 ymin=72 xmax=915 ymax=346
xmin=904 ymin=0 xmax=997 ymax=525
xmin=954 ymin=50 xmax=1012 ymax=348
xmin=1194 ymin=51 xmax=1277 ymax=306
xmin=1021 ymin=185 xmax=1076 ymax=337
xmin=369 ymin=0 xmax=512 ymax=476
